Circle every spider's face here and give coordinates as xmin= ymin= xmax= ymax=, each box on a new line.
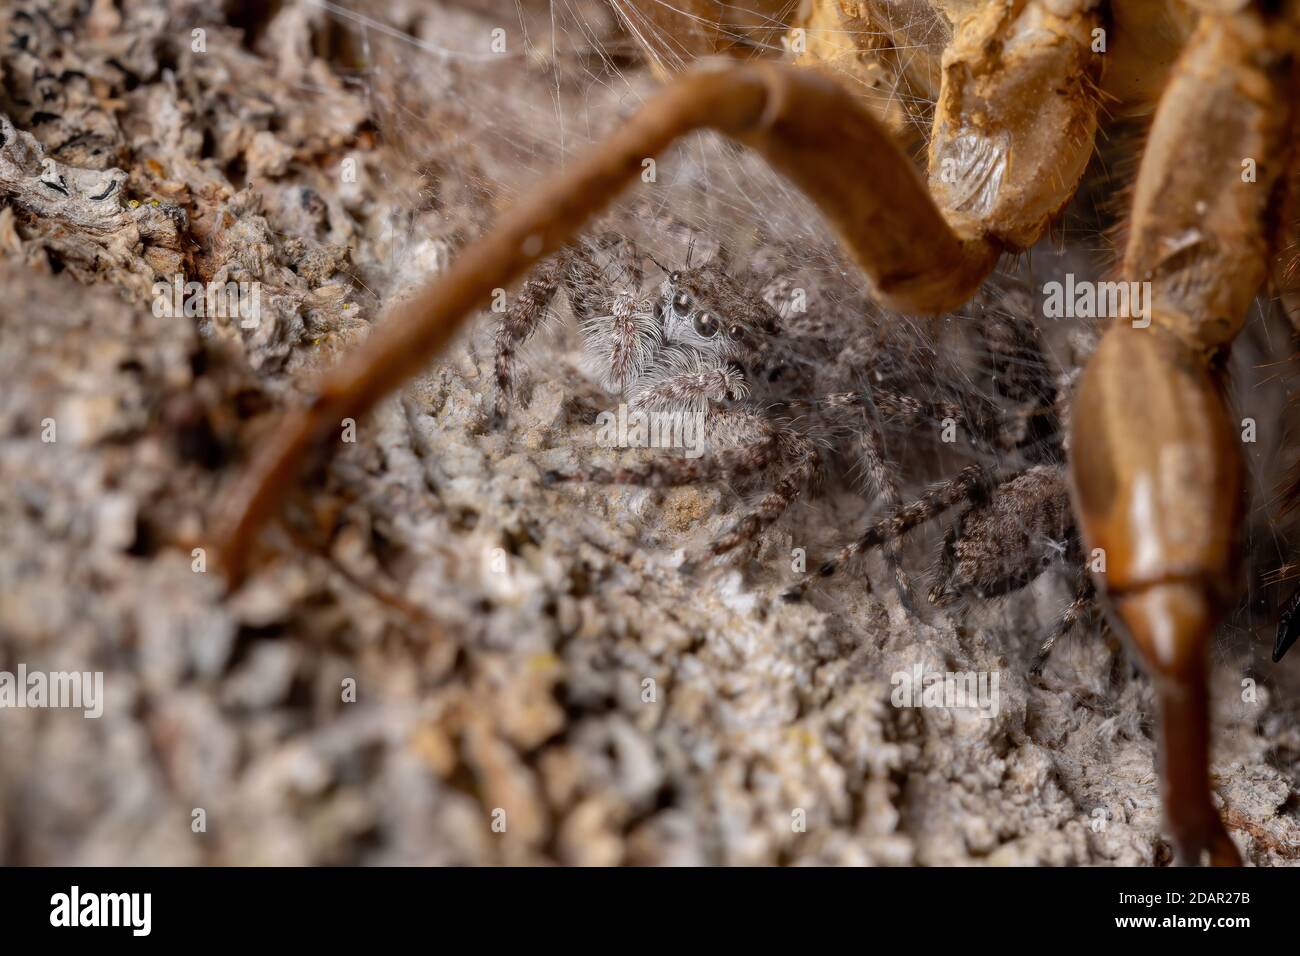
xmin=656 ymin=263 xmax=777 ymax=361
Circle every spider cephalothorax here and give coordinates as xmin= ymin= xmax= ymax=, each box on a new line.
xmin=658 ymin=262 xmax=779 ymax=352
xmin=496 ymin=235 xmax=797 ymax=418
xmin=629 ymin=262 xmax=793 ymax=410
xmin=619 ymin=263 xmax=789 ymax=406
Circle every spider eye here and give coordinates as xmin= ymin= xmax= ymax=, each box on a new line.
xmin=673 ymin=292 xmax=692 ymax=316
xmin=669 ymin=271 xmax=680 ymax=284
xmin=693 ymin=311 xmax=718 ymax=337
xmin=728 ymin=325 xmax=743 ymax=339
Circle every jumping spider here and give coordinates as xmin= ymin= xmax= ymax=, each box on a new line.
xmin=493 ymin=233 xmax=1096 ymax=669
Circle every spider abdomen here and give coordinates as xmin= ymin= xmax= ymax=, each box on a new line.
xmin=931 ymin=465 xmax=1074 ymax=604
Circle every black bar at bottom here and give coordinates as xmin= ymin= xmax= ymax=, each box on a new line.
xmin=0 ymin=865 xmax=1280 ymax=941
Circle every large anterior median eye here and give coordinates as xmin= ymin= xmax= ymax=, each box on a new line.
xmin=693 ymin=311 xmax=718 ymax=337
xmin=673 ymin=292 xmax=692 ymax=317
